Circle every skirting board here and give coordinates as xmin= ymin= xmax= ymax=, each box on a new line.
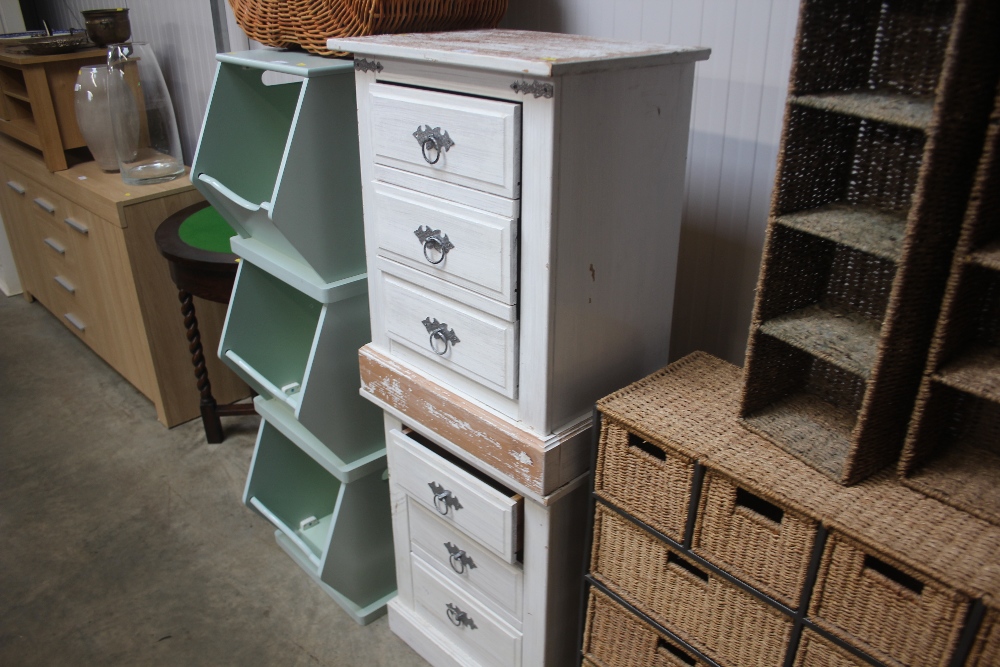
xmin=274 ymin=531 xmax=395 ymax=625
xmin=388 ymin=599 xmax=485 ymax=667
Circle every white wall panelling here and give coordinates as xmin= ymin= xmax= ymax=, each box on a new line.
xmin=29 ymin=0 xmax=799 ymax=365
xmin=501 ymin=0 xmax=799 ymax=365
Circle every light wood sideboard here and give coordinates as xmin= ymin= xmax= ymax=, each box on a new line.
xmin=0 ymin=135 xmax=248 ymax=427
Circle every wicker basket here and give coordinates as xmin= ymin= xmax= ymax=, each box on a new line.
xmin=227 ymin=0 xmax=508 ymax=56
xmin=899 ymin=84 xmax=1000 ymax=525
xmin=582 ymin=587 xmax=709 ymax=667
xmin=594 ymin=416 xmax=697 ymax=544
xmin=590 ymin=503 xmax=793 ymax=667
xmin=809 ymin=529 xmax=971 ymax=667
xmin=692 ymin=467 xmax=819 ymax=609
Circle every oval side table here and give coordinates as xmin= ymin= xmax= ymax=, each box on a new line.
xmin=155 ymin=201 xmax=256 ymax=442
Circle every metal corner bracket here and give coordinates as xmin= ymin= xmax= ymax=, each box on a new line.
xmin=354 ymin=58 xmax=383 ymax=74
xmin=511 ymin=79 xmax=554 ymax=98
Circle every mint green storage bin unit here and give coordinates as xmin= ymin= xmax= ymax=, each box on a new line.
xmin=219 ymin=258 xmax=382 ymax=464
xmin=244 ymin=407 xmax=395 ymax=624
xmin=191 ymin=50 xmax=365 ymax=284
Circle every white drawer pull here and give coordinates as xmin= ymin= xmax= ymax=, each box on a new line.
xmin=33 ymin=197 xmax=56 ymax=214
xmin=64 ymin=217 xmax=89 ymax=235
xmin=445 ymin=603 xmax=477 ymax=630
xmin=64 ymin=313 xmax=86 ymax=331
xmin=414 ymin=225 xmax=454 ymax=265
xmin=44 ymin=238 xmax=66 ymax=254
xmin=429 ymin=481 xmax=462 ymax=515
xmin=422 ymin=317 xmax=460 ymax=355
xmin=54 ymin=275 xmax=76 ymax=294
xmin=413 ymin=125 xmax=454 ymax=164
xmin=6 ymin=180 xmax=25 ymax=195
xmin=445 ymin=542 xmax=476 ymax=574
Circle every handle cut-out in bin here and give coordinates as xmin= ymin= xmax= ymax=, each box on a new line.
xmin=248 ymin=496 xmax=322 ymax=567
xmin=198 ymin=173 xmax=268 ymax=213
xmin=224 ymin=349 xmax=300 ymax=409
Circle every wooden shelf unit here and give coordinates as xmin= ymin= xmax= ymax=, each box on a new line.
xmin=0 ymin=48 xmax=107 ymax=172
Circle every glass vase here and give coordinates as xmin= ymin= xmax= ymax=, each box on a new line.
xmin=74 ymin=65 xmax=119 ymax=172
xmin=107 ymin=42 xmax=185 ymax=185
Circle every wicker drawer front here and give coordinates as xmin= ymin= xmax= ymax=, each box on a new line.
xmin=583 ymin=587 xmax=709 ymax=667
xmin=369 ymin=82 xmax=521 ymax=199
xmin=408 ymin=498 xmax=523 ymax=626
xmin=389 ymin=429 xmax=522 ymax=564
xmin=966 ymin=605 xmax=1000 ymax=667
xmin=595 ymin=417 xmax=695 ymax=543
xmin=591 ymin=504 xmax=792 ymax=666
xmin=793 ymin=629 xmax=869 ymax=667
xmin=411 ymin=555 xmax=522 ymax=667
xmin=373 ymin=181 xmax=518 ymax=304
xmin=692 ymin=468 xmax=818 ymax=608
xmin=382 ymin=271 xmax=518 ymax=399
xmin=809 ymin=531 xmax=971 ymax=667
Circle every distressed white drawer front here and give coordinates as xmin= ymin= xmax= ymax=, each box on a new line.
xmin=374 ymin=181 xmax=518 ymax=304
xmin=408 ymin=499 xmax=523 ymax=626
xmin=381 ymin=272 xmax=518 ymax=399
xmin=411 ymin=555 xmax=522 ymax=667
xmin=389 ymin=429 xmax=522 ymax=563
xmin=369 ymin=82 xmax=521 ymax=199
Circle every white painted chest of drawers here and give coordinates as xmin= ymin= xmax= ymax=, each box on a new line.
xmin=329 ymin=29 xmax=709 ymax=667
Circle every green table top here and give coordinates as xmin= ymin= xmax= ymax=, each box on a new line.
xmin=178 ymin=206 xmax=235 ymax=254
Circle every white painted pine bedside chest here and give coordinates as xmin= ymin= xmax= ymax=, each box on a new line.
xmin=328 ymin=30 xmax=709 ymax=667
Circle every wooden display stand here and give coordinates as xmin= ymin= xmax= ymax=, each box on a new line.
xmin=0 ymin=135 xmax=249 ymax=427
xmin=0 ymin=47 xmax=107 ymax=172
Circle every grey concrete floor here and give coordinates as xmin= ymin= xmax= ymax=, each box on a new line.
xmin=0 ymin=294 xmax=429 ymax=666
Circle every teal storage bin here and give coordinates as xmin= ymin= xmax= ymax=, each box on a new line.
xmin=219 ymin=258 xmax=382 ymax=464
xmin=191 ymin=50 xmax=365 ymax=284
xmin=244 ymin=408 xmax=396 ymax=624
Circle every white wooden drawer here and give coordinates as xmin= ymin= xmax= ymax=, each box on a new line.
xmin=411 ymin=555 xmax=522 ymax=667
xmin=382 ymin=271 xmax=518 ymax=399
xmin=373 ymin=181 xmax=518 ymax=304
xmin=369 ymin=82 xmax=521 ymax=199
xmin=408 ymin=498 xmax=523 ymax=626
xmin=389 ymin=428 xmax=522 ymax=564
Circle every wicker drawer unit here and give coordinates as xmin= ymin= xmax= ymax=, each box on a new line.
xmin=590 ymin=503 xmax=793 ymax=667
xmin=583 ymin=587 xmax=709 ymax=667
xmin=809 ymin=530 xmax=972 ymax=667
xmin=594 ymin=416 xmax=697 ymax=544
xmin=692 ymin=467 xmax=819 ymax=609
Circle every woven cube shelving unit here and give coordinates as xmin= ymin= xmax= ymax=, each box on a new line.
xmin=739 ymin=0 xmax=1000 ymax=485
xmin=898 ymin=84 xmax=1000 ymax=525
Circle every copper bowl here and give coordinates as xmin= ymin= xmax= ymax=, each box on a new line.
xmin=82 ymin=8 xmax=131 ymax=47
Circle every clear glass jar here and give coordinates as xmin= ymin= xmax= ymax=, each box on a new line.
xmin=107 ymin=42 xmax=185 ymax=185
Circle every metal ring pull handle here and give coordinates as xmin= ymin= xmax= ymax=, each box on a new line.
xmin=414 ymin=226 xmax=455 ymax=265
xmin=433 ymin=490 xmax=453 ymax=515
xmin=413 ymin=125 xmax=454 ymax=165
xmin=446 ymin=603 xmax=477 ymax=630
xmin=423 ymin=317 xmax=460 ymax=356
xmin=429 ymin=482 xmax=462 ymax=516
xmin=445 ymin=542 xmax=476 ymax=575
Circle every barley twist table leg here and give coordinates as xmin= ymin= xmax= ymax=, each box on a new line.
xmin=179 ymin=288 xmax=224 ymax=443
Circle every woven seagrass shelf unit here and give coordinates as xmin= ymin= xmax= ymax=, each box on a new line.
xmin=740 ymin=0 xmax=1000 ymax=485
xmin=898 ymin=85 xmax=1000 ymax=526
xmin=583 ymin=352 xmax=1000 ymax=667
